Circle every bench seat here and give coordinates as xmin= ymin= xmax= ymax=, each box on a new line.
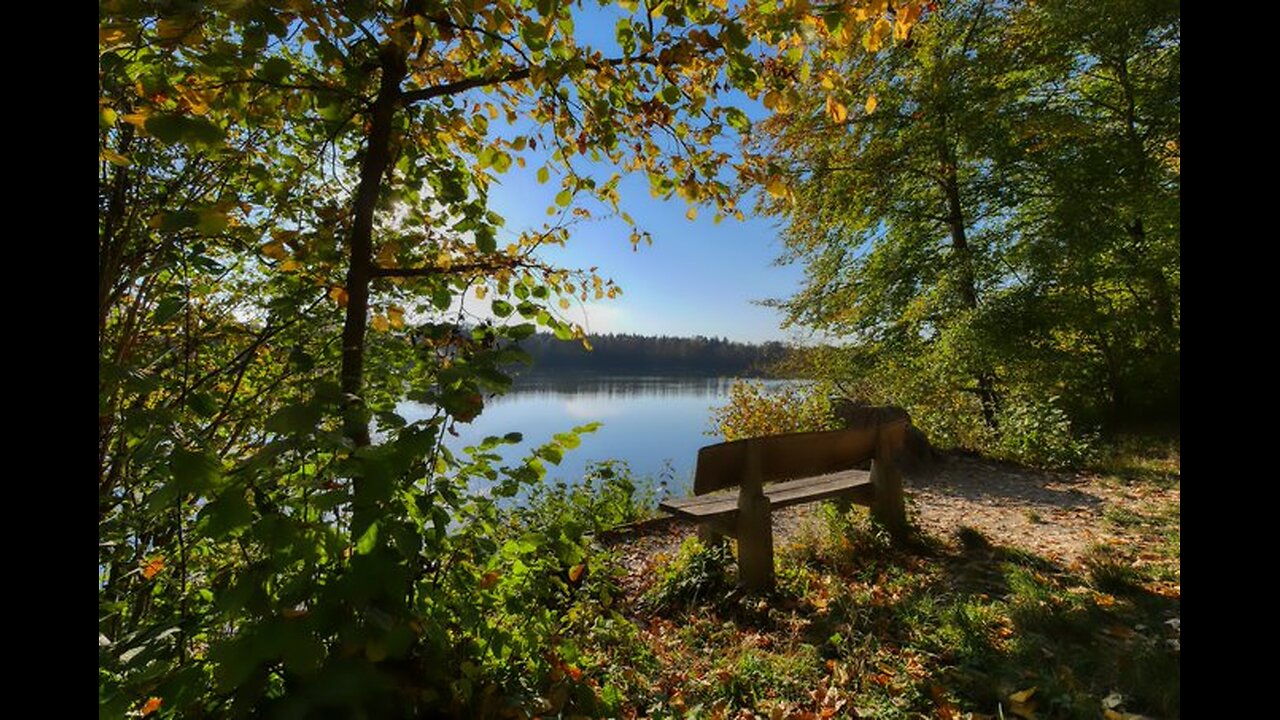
xmin=659 ymin=469 xmax=874 ymax=520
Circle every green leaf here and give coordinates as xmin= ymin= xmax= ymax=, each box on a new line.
xmin=661 ymin=85 xmax=681 ymax=105
xmin=476 ymin=225 xmax=496 ymax=253
xmin=555 ymin=189 xmax=573 ymax=207
xmin=196 ymin=209 xmax=229 ymax=235
xmin=356 ymin=521 xmax=379 ymax=555
xmin=724 ymin=107 xmax=751 ymax=133
xmin=266 ymin=403 xmax=322 ymax=434
xmin=198 ymin=490 xmax=253 ymax=539
xmin=144 ymin=114 xmax=224 ymax=148
xmin=153 ymin=296 xmax=185 ymax=324
xmin=260 ymin=57 xmax=292 ymax=84
xmin=491 ymin=299 xmax=513 ymax=317
xmin=170 ymin=448 xmax=221 ymax=493
xmin=537 ymin=166 xmax=550 ymax=184
xmin=539 ymin=444 xmax=564 ymax=465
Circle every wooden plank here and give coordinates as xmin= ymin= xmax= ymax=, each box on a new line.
xmin=660 ymin=470 xmax=873 ymax=520
xmin=694 ymin=426 xmax=895 ymax=495
xmin=666 ymin=471 xmax=865 ymax=512
xmin=662 ymin=472 xmax=863 ymax=515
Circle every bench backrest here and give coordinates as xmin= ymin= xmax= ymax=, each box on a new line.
xmin=693 ymin=422 xmax=906 ymax=495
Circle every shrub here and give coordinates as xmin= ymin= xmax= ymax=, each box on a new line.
xmin=994 ymin=393 xmax=1098 ymax=469
xmin=711 ymin=380 xmax=838 ymax=441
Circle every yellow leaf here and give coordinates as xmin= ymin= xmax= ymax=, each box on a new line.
xmin=865 ymin=94 xmax=879 ymax=114
xmin=863 ymin=17 xmax=892 ymax=52
xmin=475 ymin=286 xmax=488 ymax=300
xmin=376 ymin=243 xmax=398 ymax=266
xmin=100 ymin=149 xmax=131 ymax=167
xmin=559 ymin=298 xmax=570 ymax=310
xmin=568 ymin=564 xmax=585 ymax=582
xmin=120 ymin=111 xmax=151 ymax=129
xmin=826 ymin=96 xmax=848 ymax=123
xmin=896 ymin=2 xmax=923 ymax=40
xmin=261 ymin=241 xmax=289 ymax=261
xmin=387 ymin=306 xmax=405 ymax=329
xmin=280 ymin=259 xmax=301 ymax=272
xmin=1009 ymin=687 xmax=1037 ymax=703
xmin=685 ymin=206 xmax=697 ymax=221
xmin=142 ymin=556 xmax=164 ymax=580
xmin=329 ymin=286 xmax=349 ymax=307
xmin=371 ymin=314 xmax=390 ymax=333
xmin=177 ymin=84 xmax=209 ymax=114
xmin=100 ymin=25 xmax=130 ymax=45
xmin=101 ymin=107 xmax=118 ymax=126
xmin=766 ymin=177 xmax=789 ymax=199
xmin=156 ymin=17 xmax=193 ymax=40
xmin=762 ymin=90 xmax=780 ymax=110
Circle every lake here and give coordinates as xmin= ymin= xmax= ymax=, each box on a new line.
xmin=397 ymin=375 xmax=792 ymax=496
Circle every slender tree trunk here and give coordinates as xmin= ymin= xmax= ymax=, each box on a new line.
xmin=939 ymin=143 xmax=1000 ymax=430
xmin=1116 ymin=58 xmax=1176 ymax=346
xmin=341 ymin=44 xmax=407 ymax=538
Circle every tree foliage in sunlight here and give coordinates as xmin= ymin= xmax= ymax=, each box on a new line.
xmin=747 ymin=0 xmax=1178 ymax=457
xmin=98 ymin=0 xmax=930 ymax=715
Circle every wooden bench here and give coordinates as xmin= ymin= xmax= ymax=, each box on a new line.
xmin=658 ymin=420 xmax=909 ymax=590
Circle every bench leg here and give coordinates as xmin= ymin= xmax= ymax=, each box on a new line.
xmin=736 ymin=493 xmax=774 ymax=591
xmin=870 ymin=456 xmax=908 ymax=543
xmin=698 ymin=521 xmax=727 ymax=548
xmin=833 ymin=493 xmax=853 ymax=516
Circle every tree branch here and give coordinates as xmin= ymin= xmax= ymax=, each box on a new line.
xmin=399 ymin=55 xmax=660 ymax=105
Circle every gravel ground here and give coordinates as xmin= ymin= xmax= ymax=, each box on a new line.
xmin=601 ymin=452 xmax=1180 ymax=597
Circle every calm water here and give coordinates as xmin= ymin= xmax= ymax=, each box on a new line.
xmin=397 ymin=375 xmax=792 ymax=495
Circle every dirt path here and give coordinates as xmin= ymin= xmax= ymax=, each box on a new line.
xmin=602 ymin=453 xmax=1180 ymax=597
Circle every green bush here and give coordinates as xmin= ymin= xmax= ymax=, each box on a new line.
xmin=994 ymin=394 xmax=1098 ymax=469
xmin=642 ymin=537 xmax=735 ymax=612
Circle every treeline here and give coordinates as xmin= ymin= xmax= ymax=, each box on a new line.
xmin=515 ymin=333 xmax=789 ymax=376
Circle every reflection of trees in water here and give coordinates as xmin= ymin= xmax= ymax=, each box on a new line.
xmin=501 ymin=374 xmax=797 ymax=401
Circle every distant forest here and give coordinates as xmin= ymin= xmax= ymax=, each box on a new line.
xmin=515 ymin=333 xmax=788 ymax=376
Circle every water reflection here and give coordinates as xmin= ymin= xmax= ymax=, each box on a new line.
xmin=499 ymin=374 xmax=756 ymax=401
xmin=397 ymin=376 xmax=795 ymax=493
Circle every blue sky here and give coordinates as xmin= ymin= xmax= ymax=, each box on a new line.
xmin=485 ymin=164 xmax=808 ymax=343
xmin=473 ymin=6 xmax=810 ymax=344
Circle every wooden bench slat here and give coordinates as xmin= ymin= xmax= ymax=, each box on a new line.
xmin=658 ymin=469 xmax=873 ymax=520
xmin=661 ymin=470 xmax=864 ymax=511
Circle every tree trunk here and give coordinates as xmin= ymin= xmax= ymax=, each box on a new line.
xmin=939 ymin=145 xmax=1000 ymax=429
xmin=341 ymin=45 xmax=407 ymax=539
